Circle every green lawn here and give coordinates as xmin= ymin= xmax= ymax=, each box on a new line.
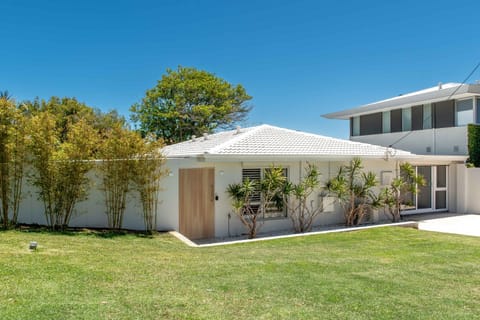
xmin=0 ymin=227 xmax=479 ymax=320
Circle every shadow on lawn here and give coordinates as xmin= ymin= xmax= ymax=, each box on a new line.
xmin=11 ymin=224 xmax=160 ymax=239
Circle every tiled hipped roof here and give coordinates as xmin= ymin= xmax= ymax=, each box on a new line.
xmin=162 ymin=124 xmax=413 ymax=159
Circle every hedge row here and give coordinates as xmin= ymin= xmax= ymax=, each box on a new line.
xmin=468 ymin=124 xmax=480 ymax=167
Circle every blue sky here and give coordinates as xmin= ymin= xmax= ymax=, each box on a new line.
xmin=1 ymin=0 xmax=479 ymax=139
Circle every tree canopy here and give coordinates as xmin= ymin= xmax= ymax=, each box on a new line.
xmin=130 ymin=66 xmax=252 ymax=144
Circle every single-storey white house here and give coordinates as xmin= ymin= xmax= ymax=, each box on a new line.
xmin=158 ymin=124 xmax=466 ymax=239
xmin=17 ymin=124 xmax=475 ymax=239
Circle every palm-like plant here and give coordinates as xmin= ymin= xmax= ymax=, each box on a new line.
xmin=226 ymin=178 xmax=259 ymax=238
xmin=281 ymin=164 xmax=323 ymax=233
xmin=380 ymin=163 xmax=425 ymax=222
xmin=326 ymin=158 xmax=381 ymax=226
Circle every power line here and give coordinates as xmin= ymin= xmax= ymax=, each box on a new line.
xmin=389 ymin=60 xmax=480 ymax=149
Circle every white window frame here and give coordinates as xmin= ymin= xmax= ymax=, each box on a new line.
xmin=455 ymin=98 xmax=474 ymax=127
xmin=401 ymin=165 xmax=448 ymax=215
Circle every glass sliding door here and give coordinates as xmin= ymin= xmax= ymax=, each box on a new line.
xmin=417 ymin=166 xmax=432 ymax=210
xmin=400 ymin=165 xmax=448 ymax=214
xmin=435 ymin=165 xmax=447 ymax=210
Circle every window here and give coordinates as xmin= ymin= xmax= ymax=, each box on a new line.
xmin=242 ymin=167 xmax=288 ymax=219
xmin=382 ymin=111 xmax=390 ymax=133
xmin=423 ymin=103 xmax=432 ymax=129
xmin=436 ymin=165 xmax=447 ymax=188
xmin=433 ymin=100 xmax=455 ymax=128
xmin=360 ymin=112 xmax=382 ymax=135
xmin=411 ymin=105 xmax=423 ymax=131
xmin=435 ymin=166 xmax=447 ymax=210
xmin=456 ymin=99 xmax=473 ymax=126
xmin=402 ymin=107 xmax=412 ymax=131
xmin=390 ymin=109 xmax=402 ymax=133
xmin=351 ymin=116 xmax=360 ymax=136
xmin=417 ymin=166 xmax=432 ymax=209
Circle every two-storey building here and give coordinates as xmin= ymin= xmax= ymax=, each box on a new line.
xmin=323 ymin=82 xmax=479 ymax=215
xmin=323 ymin=82 xmax=480 ymax=155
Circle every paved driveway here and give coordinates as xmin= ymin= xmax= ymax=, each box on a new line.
xmin=416 ymin=214 xmax=480 ymax=237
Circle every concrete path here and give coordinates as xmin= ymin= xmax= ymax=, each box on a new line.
xmin=416 ymin=214 xmax=480 ymax=237
xmin=171 ymin=213 xmax=480 ymax=247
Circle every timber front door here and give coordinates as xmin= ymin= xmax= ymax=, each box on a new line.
xmin=179 ymin=168 xmax=215 ymax=239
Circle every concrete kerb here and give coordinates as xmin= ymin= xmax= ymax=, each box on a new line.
xmin=169 ymin=221 xmax=419 ymax=248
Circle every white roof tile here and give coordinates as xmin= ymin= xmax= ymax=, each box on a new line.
xmin=162 ymin=124 xmax=414 ymax=159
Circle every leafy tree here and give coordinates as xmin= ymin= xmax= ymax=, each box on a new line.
xmin=0 ymin=96 xmax=28 ymax=228
xmin=280 ymin=164 xmax=324 ymax=233
xmin=130 ymin=134 xmax=167 ymax=232
xmin=0 ymin=91 xmax=12 ymax=100
xmin=130 ymin=66 xmax=252 ymax=144
xmin=326 ymin=158 xmax=381 ymax=226
xmin=23 ymin=97 xmax=96 ymax=140
xmin=380 ymin=163 xmax=425 ymax=222
xmin=28 ymin=112 xmax=98 ymax=230
xmin=97 ymin=124 xmax=140 ymax=229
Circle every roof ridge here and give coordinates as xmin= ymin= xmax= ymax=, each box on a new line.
xmin=206 ymin=124 xmax=268 ymax=154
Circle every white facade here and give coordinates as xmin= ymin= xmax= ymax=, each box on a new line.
xmin=351 ymin=127 xmax=468 ymax=155
xmin=323 ymin=83 xmax=480 ymax=156
xmin=160 ymin=157 xmax=461 ymax=238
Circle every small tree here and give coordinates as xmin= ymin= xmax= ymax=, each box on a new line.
xmin=98 ymin=124 xmax=140 ymax=229
xmin=226 ymin=178 xmax=259 ymax=239
xmin=0 ymin=96 xmax=15 ymax=228
xmin=130 ymin=134 xmax=167 ymax=232
xmin=380 ymin=163 xmax=425 ymax=222
xmin=326 ymin=158 xmax=381 ymax=226
xmin=0 ymin=96 xmax=29 ymax=228
xmin=226 ymin=166 xmax=285 ymax=238
xmin=29 ymin=113 xmax=98 ymax=230
xmin=9 ymin=105 xmax=28 ymax=225
xmin=281 ymin=164 xmax=324 ymax=233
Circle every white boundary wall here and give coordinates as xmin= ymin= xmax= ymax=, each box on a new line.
xmin=14 ymin=159 xmax=462 ymax=237
xmin=456 ymin=164 xmax=480 ymax=214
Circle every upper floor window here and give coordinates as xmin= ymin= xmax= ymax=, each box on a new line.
xmin=423 ymin=104 xmax=432 ymax=129
xmin=411 ymin=105 xmax=423 ymax=131
xmin=433 ymin=100 xmax=455 ymax=128
xmin=456 ymin=99 xmax=473 ymax=126
xmin=402 ymin=107 xmax=412 ymax=131
xmin=382 ymin=111 xmax=390 ymax=133
xmin=351 ymin=116 xmax=360 ymax=136
xmin=390 ymin=109 xmax=402 ymax=133
xmin=349 ymin=98 xmax=474 ymax=136
xmin=359 ymin=112 xmax=382 ymax=135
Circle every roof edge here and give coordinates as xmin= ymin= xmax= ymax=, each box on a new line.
xmin=323 ymin=83 xmax=480 ymax=120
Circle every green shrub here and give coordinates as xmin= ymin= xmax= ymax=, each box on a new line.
xmin=467 ymin=124 xmax=480 ymax=167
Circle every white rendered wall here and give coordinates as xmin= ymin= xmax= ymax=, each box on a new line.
xmin=14 ymin=157 xmax=461 ymax=237
xmin=457 ymin=166 xmax=480 ymax=214
xmin=182 ymin=158 xmax=402 ymax=238
xmin=16 ymin=166 xmax=154 ymax=231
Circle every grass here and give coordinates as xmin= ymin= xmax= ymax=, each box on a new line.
xmin=0 ymin=227 xmax=479 ymax=319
